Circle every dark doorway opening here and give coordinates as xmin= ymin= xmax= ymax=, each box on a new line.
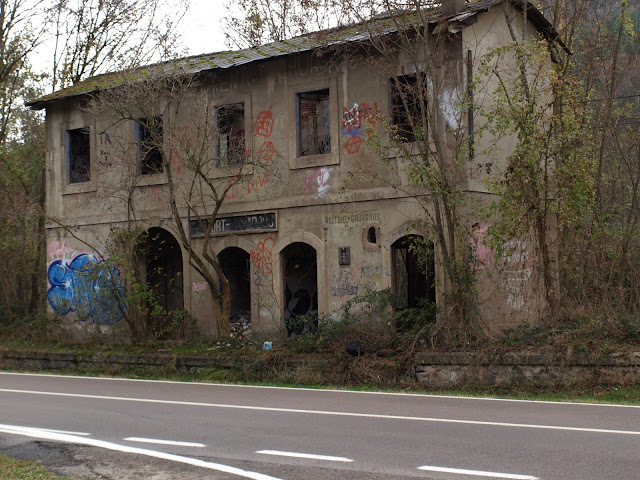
xmin=141 ymin=227 xmax=183 ymax=338
xmin=218 ymin=247 xmax=251 ymax=327
xmin=282 ymin=242 xmax=318 ymax=335
xmin=391 ymin=235 xmax=436 ymax=309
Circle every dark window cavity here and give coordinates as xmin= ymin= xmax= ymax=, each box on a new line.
xmin=67 ymin=128 xmax=90 ymax=183
xmin=390 ymin=74 xmax=422 ymax=143
xmin=215 ymin=103 xmax=245 ymax=167
xmin=297 ymin=89 xmax=330 ymax=157
xmin=367 ymin=227 xmax=377 ymax=244
xmin=137 ymin=116 xmax=163 ymax=175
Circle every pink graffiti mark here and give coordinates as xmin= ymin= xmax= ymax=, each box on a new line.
xmin=170 ymin=125 xmax=195 ymax=176
xmin=257 ymin=141 xmax=276 ymax=165
xmin=303 ymin=168 xmax=329 ymax=191
xmin=472 ymin=225 xmax=495 ymax=270
xmin=255 ymin=107 xmax=274 ymax=137
xmin=48 ymin=239 xmax=75 ymax=260
xmin=192 ymin=282 xmax=208 ymax=292
xmin=225 ymin=175 xmax=240 ymax=199
xmin=141 ymin=186 xmax=160 ymax=202
xmin=247 ymin=169 xmax=272 ymax=193
xmin=251 ymin=237 xmax=275 ymax=274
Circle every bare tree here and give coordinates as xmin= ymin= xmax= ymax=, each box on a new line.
xmin=86 ymin=72 xmax=280 ymax=338
xmin=51 ymin=0 xmax=188 ymax=91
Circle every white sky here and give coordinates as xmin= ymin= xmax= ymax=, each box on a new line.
xmin=180 ymin=0 xmax=233 ymax=56
xmin=30 ymin=0 xmax=235 ymax=80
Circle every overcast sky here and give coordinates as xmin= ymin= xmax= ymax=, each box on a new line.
xmin=181 ymin=0 xmax=233 ymax=56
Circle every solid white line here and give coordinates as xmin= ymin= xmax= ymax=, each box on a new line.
xmin=24 ymin=427 xmax=90 ymax=436
xmin=418 ymin=465 xmax=538 ymax=479
xmin=1 ymin=388 xmax=639 ymax=437
xmin=124 ymin=437 xmax=206 ymax=448
xmin=256 ymin=450 xmax=353 ymax=462
xmin=0 ymin=424 xmax=282 ymax=480
xmin=1 ymin=371 xmax=638 ymax=409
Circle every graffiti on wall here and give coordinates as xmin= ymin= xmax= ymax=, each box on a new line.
xmin=330 ymin=269 xmax=359 ymax=297
xmin=251 ymin=237 xmax=275 ymax=275
xmin=47 ymin=253 xmax=125 ymax=324
xmin=340 ymin=102 xmax=378 ymax=154
xmin=303 ymin=167 xmax=331 ymax=196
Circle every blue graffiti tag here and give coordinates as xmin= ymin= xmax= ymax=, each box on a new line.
xmin=47 ymin=253 xmax=125 ymax=324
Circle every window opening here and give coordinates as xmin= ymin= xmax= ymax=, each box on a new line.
xmin=298 ymin=88 xmax=330 ymax=157
xmin=215 ymin=103 xmax=245 ymax=167
xmin=391 ymin=74 xmax=422 ymax=143
xmin=67 ymin=128 xmax=90 ymax=183
xmin=137 ymin=116 xmax=163 ymax=175
xmin=367 ymin=227 xmax=377 ymax=244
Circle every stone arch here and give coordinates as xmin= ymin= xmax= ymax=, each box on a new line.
xmin=138 ymin=227 xmax=184 ymax=338
xmin=212 ymin=235 xmax=260 ymax=329
xmin=272 ymin=230 xmax=326 ymax=325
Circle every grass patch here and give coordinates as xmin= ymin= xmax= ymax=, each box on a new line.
xmin=0 ymin=454 xmax=79 ymax=480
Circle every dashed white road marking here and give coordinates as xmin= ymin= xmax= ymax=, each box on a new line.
xmin=418 ymin=465 xmax=539 ymax=479
xmin=2 ymin=371 xmax=638 ymax=409
xmin=0 ymin=424 xmax=282 ymax=480
xmin=256 ymin=450 xmax=353 ymax=462
xmin=1 ymin=388 xmax=639 ymax=437
xmin=124 ymin=437 xmax=206 ymax=447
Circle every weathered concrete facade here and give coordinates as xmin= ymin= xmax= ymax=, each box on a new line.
xmin=33 ymin=1 xmax=563 ymax=339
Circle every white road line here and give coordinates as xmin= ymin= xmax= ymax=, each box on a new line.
xmin=35 ymin=427 xmax=91 ymax=436
xmin=0 ymin=424 xmax=282 ymax=480
xmin=418 ymin=465 xmax=539 ymax=479
xmin=1 ymin=387 xmax=639 ymax=437
xmin=256 ymin=450 xmax=353 ymax=462
xmin=124 ymin=437 xmax=206 ymax=447
xmin=2 ymin=372 xmax=638 ymax=409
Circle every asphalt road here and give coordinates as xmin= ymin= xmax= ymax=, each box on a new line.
xmin=0 ymin=372 xmax=639 ymax=479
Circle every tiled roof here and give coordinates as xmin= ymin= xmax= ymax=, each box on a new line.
xmin=28 ymin=0 xmax=563 ymax=108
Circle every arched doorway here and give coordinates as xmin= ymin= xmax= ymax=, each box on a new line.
xmin=217 ymin=247 xmax=251 ymax=324
xmin=391 ymin=235 xmax=436 ymax=309
xmin=281 ymin=242 xmax=318 ymax=335
xmin=140 ymin=227 xmax=184 ymax=338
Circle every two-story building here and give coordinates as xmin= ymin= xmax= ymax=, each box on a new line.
xmin=30 ymin=0 xmax=567 ymax=340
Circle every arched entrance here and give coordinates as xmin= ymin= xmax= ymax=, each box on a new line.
xmin=281 ymin=242 xmax=318 ymax=335
xmin=140 ymin=227 xmax=184 ymax=338
xmin=217 ymin=247 xmax=251 ymax=323
xmin=391 ymin=235 xmax=436 ymax=309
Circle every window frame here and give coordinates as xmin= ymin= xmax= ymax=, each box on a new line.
xmin=288 ymin=76 xmax=339 ymax=170
xmin=66 ymin=127 xmax=91 ymax=184
xmin=136 ymin=116 xmax=164 ymax=176
xmin=214 ymin=102 xmax=246 ymax=168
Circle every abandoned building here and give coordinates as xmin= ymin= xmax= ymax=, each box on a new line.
xmin=30 ymin=0 xmax=566 ymax=339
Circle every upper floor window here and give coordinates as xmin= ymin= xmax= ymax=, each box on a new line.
xmin=390 ymin=74 xmax=422 ymax=143
xmin=215 ymin=103 xmax=245 ymax=167
xmin=67 ymin=127 xmax=90 ymax=183
xmin=137 ymin=116 xmax=163 ymax=175
xmin=297 ymin=88 xmax=330 ymax=157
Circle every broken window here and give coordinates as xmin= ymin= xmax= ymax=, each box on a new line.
xmin=215 ymin=103 xmax=245 ymax=167
xmin=390 ymin=74 xmax=423 ymax=143
xmin=67 ymin=128 xmax=90 ymax=183
xmin=137 ymin=116 xmax=163 ymax=175
xmin=297 ymin=89 xmax=330 ymax=157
